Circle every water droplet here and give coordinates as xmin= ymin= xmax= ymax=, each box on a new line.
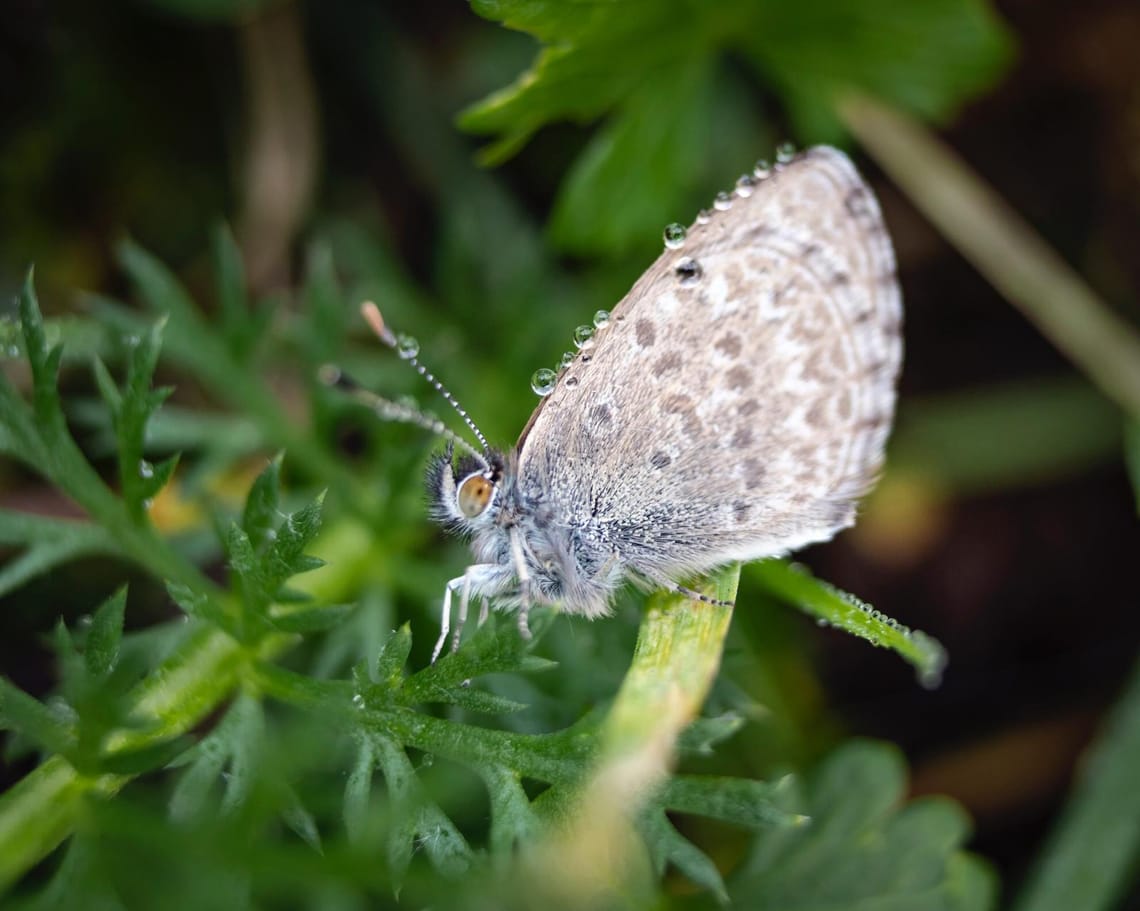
xmin=675 ymin=258 xmax=703 ymax=287
xmin=713 ymin=191 xmax=733 ymax=211
xmin=125 ymin=335 xmax=140 ymax=348
xmin=265 ymin=528 xmax=277 ymax=542
xmin=735 ymin=174 xmax=756 ymax=197
xmin=531 ymin=368 xmax=557 ymax=396
xmin=352 ymin=693 xmax=365 ymax=709
xmin=138 ymin=459 xmax=154 ymax=479
xmin=143 ymin=498 xmax=154 ymax=510
xmin=753 ymin=158 xmax=771 ymax=178
xmin=396 ymin=334 xmax=420 ymax=359
xmin=559 ymin=351 xmax=575 ymax=370
xmin=420 ymin=752 xmax=435 ymax=768
xmin=696 ymin=209 xmax=712 ymax=225
xmin=663 ymin=223 xmax=687 ymax=249
xmin=815 ymin=617 xmax=830 ymax=628
xmin=776 ymin=142 xmax=796 ymax=164
xmin=565 ymin=375 xmax=580 ymax=388
xmin=573 ymin=325 xmax=596 ymax=348
xmin=581 ymin=354 xmax=592 ymax=363
xmin=593 ymin=309 xmax=611 ymax=328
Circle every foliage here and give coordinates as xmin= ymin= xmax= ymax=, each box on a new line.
xmin=2 ymin=1 xmax=1138 ymax=910
xmin=0 ymin=237 xmax=972 ymax=907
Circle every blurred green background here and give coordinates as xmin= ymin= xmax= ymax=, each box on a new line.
xmin=2 ymin=0 xmax=1139 ymax=907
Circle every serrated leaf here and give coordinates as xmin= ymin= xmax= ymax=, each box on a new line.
xmin=343 ymin=737 xmax=375 ymax=844
xmin=84 ymin=587 xmax=127 ymax=679
xmin=676 ymin=712 xmax=746 ymax=757
xmin=403 ymin=610 xmax=554 ymax=700
xmin=269 ymin=604 xmax=354 ymax=635
xmin=226 ymin=524 xmax=258 ymax=578
xmin=481 ymin=764 xmax=541 ymax=858
xmin=91 ymin=355 xmax=122 ymax=413
xmin=370 ymin=734 xmax=473 ymax=881
xmin=166 ymin=581 xmax=234 ymax=633
xmin=282 ymin=791 xmax=323 ymax=853
xmin=662 ymin=774 xmax=797 ymax=831
xmin=219 ymin=695 xmax=265 ymax=815
xmin=640 ymin=810 xmax=728 ymax=903
xmin=375 ymin=624 xmax=413 ymax=687
xmin=241 ymin=454 xmax=282 ymax=549
xmin=0 ymin=678 xmax=76 ymax=756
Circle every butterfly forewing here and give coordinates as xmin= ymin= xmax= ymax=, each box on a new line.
xmin=515 ymin=147 xmax=901 ymax=580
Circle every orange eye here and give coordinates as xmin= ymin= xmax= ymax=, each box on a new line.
xmin=457 ymin=474 xmax=494 ymax=518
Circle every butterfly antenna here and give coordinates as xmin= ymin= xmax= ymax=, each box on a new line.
xmin=318 ymin=365 xmax=489 ymax=467
xmin=360 ymin=301 xmax=491 ymax=456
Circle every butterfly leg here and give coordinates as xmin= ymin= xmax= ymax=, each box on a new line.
xmin=477 ymin=599 xmax=490 ymax=626
xmin=508 ymin=527 xmax=534 ymax=641
xmin=672 ymin=582 xmax=735 ymax=608
xmin=449 ymin=574 xmax=471 ymax=661
xmin=432 ymin=564 xmax=503 ymax=663
xmin=631 ymin=567 xmax=735 ymax=608
xmin=431 ymin=575 xmax=464 ymax=664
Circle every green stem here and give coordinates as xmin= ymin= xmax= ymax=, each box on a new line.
xmin=0 ymin=627 xmax=297 ymax=894
xmin=1011 ymin=655 xmax=1140 ymax=911
xmin=520 ymin=566 xmax=739 ymax=903
xmin=839 ymin=93 xmax=1140 ymax=420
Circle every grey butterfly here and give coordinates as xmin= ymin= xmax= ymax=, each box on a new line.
xmin=339 ymin=146 xmax=902 ymax=661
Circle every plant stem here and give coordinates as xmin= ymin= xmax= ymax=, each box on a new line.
xmin=839 ymin=93 xmax=1140 ymax=420
xmin=521 ymin=566 xmax=739 ymax=904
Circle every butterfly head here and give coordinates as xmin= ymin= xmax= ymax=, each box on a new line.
xmin=428 ymin=445 xmax=506 ymax=535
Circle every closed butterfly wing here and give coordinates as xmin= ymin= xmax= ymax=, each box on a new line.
xmin=515 ymin=147 xmax=902 ymax=584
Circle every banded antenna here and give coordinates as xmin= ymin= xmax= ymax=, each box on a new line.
xmin=359 ymin=302 xmax=491 ymax=456
xmin=318 ymin=364 xmax=490 ymax=468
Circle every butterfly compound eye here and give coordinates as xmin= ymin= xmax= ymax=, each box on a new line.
xmin=457 ymin=473 xmax=494 ymax=518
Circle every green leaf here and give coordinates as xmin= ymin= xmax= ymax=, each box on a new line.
xmin=343 ymin=737 xmax=376 ymax=844
xmin=269 ymin=604 xmax=355 ymax=635
xmin=1125 ymin=420 xmax=1140 ymax=513
xmin=481 ymin=764 xmax=541 ymax=858
xmin=241 ymin=454 xmax=282 ymax=550
xmin=371 ymin=734 xmax=473 ymax=881
xmin=1011 ymin=656 xmax=1140 ymax=911
xmin=662 ymin=774 xmax=798 ymax=831
xmin=84 ymin=587 xmax=127 ymax=679
xmin=729 ymin=740 xmax=996 ymax=909
xmin=463 ymin=0 xmax=1014 ymax=248
xmin=402 ymin=610 xmax=555 ymax=703
xmin=168 ymin=695 xmax=265 ymax=822
xmin=374 ymin=624 xmax=413 ymax=688
xmin=0 ymin=510 xmax=122 ymax=599
xmin=751 ymin=560 xmax=948 ymax=687
xmin=676 ymin=712 xmax=746 ymax=757
xmin=0 ymin=678 xmax=76 ymax=756
xmin=892 ymin=377 xmax=1123 ymax=494
xmin=640 ymin=810 xmax=728 ymax=903
xmin=166 ymin=581 xmax=236 ymax=634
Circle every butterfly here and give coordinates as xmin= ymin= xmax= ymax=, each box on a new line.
xmin=326 ymin=146 xmax=902 ymax=662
